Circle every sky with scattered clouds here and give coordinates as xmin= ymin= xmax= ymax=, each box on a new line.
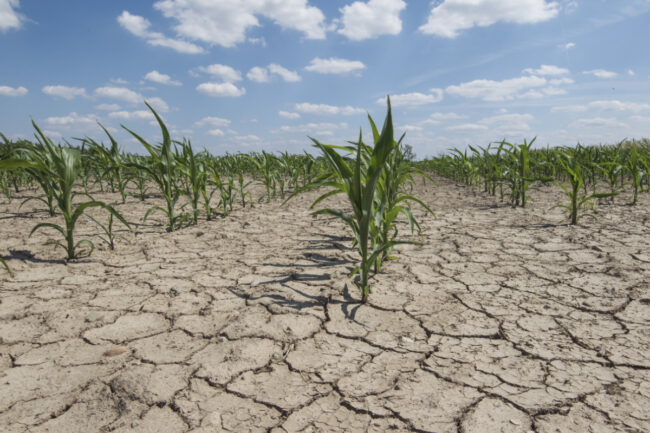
xmin=1 ymin=0 xmax=649 ymax=157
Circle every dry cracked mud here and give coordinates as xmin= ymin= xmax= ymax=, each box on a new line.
xmin=1 ymin=178 xmax=648 ymax=432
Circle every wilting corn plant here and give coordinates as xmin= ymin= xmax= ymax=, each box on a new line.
xmin=553 ymin=148 xmax=614 ymax=225
xmin=2 ymin=122 xmax=130 ymax=259
xmin=124 ymin=102 xmax=185 ymax=231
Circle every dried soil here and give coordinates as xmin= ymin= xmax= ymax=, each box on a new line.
xmin=0 ymin=179 xmax=648 ymax=432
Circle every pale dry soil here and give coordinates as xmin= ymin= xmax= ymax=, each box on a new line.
xmin=0 ymin=179 xmax=648 ymax=433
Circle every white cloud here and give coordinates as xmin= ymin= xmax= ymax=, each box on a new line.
xmin=117 ymin=10 xmax=204 ymax=54
xmin=152 ymin=0 xmax=326 ymax=48
xmin=268 ymin=64 xmax=301 ymax=82
xmin=248 ymin=64 xmax=301 ymax=83
xmin=569 ymin=117 xmax=627 ymax=128
xmin=196 ymin=82 xmax=246 ymax=97
xmin=446 ymin=123 xmax=489 ymax=131
xmin=400 ymin=124 xmax=423 ymax=132
xmin=144 ymin=70 xmax=182 ymax=86
xmin=109 ymin=110 xmax=155 ymax=121
xmin=338 ymin=0 xmax=406 ymax=41
xmin=295 ymin=103 xmax=365 ymax=116
xmin=480 ymin=113 xmax=534 ymax=133
xmin=279 ymin=111 xmax=301 ymax=119
xmin=43 ymin=112 xmax=98 ymax=127
xmin=42 ymin=85 xmax=87 ymax=100
xmin=248 ymin=37 xmax=266 ymax=46
xmin=235 ymin=134 xmax=261 ymax=141
xmin=583 ymin=69 xmax=618 ymax=79
xmin=94 ymin=86 xmax=142 ymax=104
xmin=247 ymin=66 xmax=269 ymax=83
xmin=194 ymin=116 xmax=231 ymax=128
xmin=627 ymin=69 xmax=635 ymax=76
xmin=378 ymin=90 xmax=444 ymax=107
xmin=0 ymin=0 xmax=24 ymax=32
xmin=278 ymin=122 xmax=348 ymax=134
xmin=208 ymin=129 xmax=225 ymax=136
xmin=95 ymin=103 xmax=121 ymax=111
xmin=195 ymin=64 xmax=242 ymax=82
xmin=420 ymin=0 xmax=560 ymax=38
xmin=0 ymin=84 xmax=27 ymax=97
xmin=562 ymin=42 xmax=576 ymax=50
xmin=305 ymin=57 xmax=366 ymax=75
xmin=553 ymin=100 xmax=650 ymax=113
xmin=523 ymin=64 xmax=569 ymax=76
xmin=430 ymin=112 xmax=466 ymax=120
xmin=446 ymin=75 xmax=549 ymax=101
xmin=110 ymin=78 xmax=129 ymax=85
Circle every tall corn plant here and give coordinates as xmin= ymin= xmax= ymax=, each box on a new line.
xmin=292 ymin=98 xmax=400 ymax=302
xmin=123 ymin=102 xmax=184 ymax=231
xmin=2 ymin=123 xmax=130 ymax=259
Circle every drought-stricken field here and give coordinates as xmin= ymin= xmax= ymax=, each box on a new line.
xmin=1 ymin=179 xmax=649 ymax=433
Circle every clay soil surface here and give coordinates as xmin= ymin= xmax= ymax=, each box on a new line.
xmin=1 ymin=179 xmax=649 ymax=433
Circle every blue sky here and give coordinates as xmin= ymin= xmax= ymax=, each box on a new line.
xmin=1 ymin=0 xmax=649 ymax=158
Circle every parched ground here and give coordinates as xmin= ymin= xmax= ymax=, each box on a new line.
xmin=0 ymin=178 xmax=648 ymax=433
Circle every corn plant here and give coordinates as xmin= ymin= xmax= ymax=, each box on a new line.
xmin=88 ymin=212 xmax=130 ymax=250
xmin=249 ymin=151 xmax=277 ymax=202
xmin=80 ymin=124 xmax=130 ymax=203
xmin=0 ymin=257 xmax=10 ymax=277
xmin=553 ymin=148 xmax=614 ymax=225
xmin=292 ymin=98 xmax=409 ymax=302
xmin=3 ymin=122 xmax=130 ymax=259
xmin=624 ymin=140 xmax=647 ymax=205
xmin=123 ymin=102 xmax=185 ymax=231
xmin=175 ymin=139 xmax=204 ymax=224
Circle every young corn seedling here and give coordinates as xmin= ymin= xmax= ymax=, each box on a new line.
xmin=553 ymin=148 xmax=615 ymax=225
xmin=0 ymin=257 xmax=11 ymax=277
xmin=624 ymin=140 xmax=647 ymax=205
xmin=123 ymin=102 xmax=185 ymax=231
xmin=4 ymin=122 xmax=130 ymax=259
xmin=88 ymin=212 xmax=130 ymax=250
xmin=291 ymin=97 xmax=406 ymax=302
xmin=175 ymin=139 xmax=205 ymax=224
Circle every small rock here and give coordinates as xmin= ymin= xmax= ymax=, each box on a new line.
xmin=510 ymin=419 xmax=521 ymax=426
xmin=170 ymin=288 xmax=180 ymax=296
xmin=103 ymin=346 xmax=129 ymax=357
xmin=85 ymin=312 xmax=104 ymax=322
xmin=131 ymin=420 xmax=139 ymax=428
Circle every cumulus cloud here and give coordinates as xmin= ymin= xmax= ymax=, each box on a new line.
xmin=569 ymin=117 xmax=627 ymax=128
xmin=195 ymin=64 xmax=242 ymax=82
xmin=43 ymin=112 xmax=98 ymax=128
xmin=196 ymin=82 xmax=246 ymax=97
xmin=279 ymin=111 xmax=300 ymax=119
xmin=247 ymin=67 xmax=270 ymax=83
xmin=562 ymin=42 xmax=576 ymax=50
xmin=338 ymin=0 xmax=406 ymax=40
xmin=0 ymin=0 xmax=24 ymax=32
xmin=152 ymin=0 xmax=326 ymax=48
xmin=446 ymin=123 xmax=489 ymax=131
xmin=109 ymin=110 xmax=155 ymax=121
xmin=117 ymin=10 xmax=204 ymax=54
xmin=294 ymin=103 xmax=364 ymax=116
xmin=42 ymin=85 xmax=87 ymax=100
xmin=248 ymin=64 xmax=301 ymax=83
xmin=95 ymin=103 xmax=121 ymax=111
xmin=552 ymin=100 xmax=650 ymax=113
xmin=377 ymin=90 xmax=443 ymax=107
xmin=146 ymin=96 xmax=169 ymax=113
xmin=583 ymin=69 xmax=618 ymax=79
xmin=523 ymin=64 xmax=569 ymax=76
xmin=194 ymin=116 xmax=231 ymax=128
xmin=0 ymin=84 xmax=27 ymax=97
xmin=278 ymin=122 xmax=348 ymax=134
xmin=94 ymin=86 xmax=142 ymax=104
xmin=305 ymin=57 xmax=366 ymax=75
xmin=208 ymin=129 xmax=225 ymax=136
xmin=420 ymin=0 xmax=560 ymax=38
xmin=430 ymin=112 xmax=467 ymax=120
xmin=144 ymin=70 xmax=182 ymax=86
xmin=446 ymin=75 xmax=550 ymax=101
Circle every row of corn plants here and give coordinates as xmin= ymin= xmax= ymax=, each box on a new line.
xmin=417 ymin=138 xmax=649 ymax=224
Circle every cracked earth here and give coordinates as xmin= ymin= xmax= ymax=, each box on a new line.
xmin=1 ymin=179 xmax=648 ymax=432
